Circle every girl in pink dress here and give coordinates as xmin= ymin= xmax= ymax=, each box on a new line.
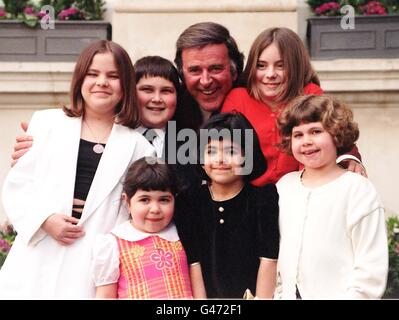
xmin=92 ymin=157 xmax=192 ymax=299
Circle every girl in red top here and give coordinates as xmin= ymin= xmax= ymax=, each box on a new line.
xmin=222 ymin=27 xmax=362 ymax=186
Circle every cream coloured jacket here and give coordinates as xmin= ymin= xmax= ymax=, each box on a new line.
xmin=276 ymin=171 xmax=388 ymax=299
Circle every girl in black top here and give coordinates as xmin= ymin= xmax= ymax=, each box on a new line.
xmin=176 ymin=112 xmax=280 ymax=299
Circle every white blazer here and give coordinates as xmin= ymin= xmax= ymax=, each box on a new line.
xmin=0 ymin=109 xmax=155 ymax=299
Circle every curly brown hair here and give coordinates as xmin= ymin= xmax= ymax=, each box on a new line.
xmin=277 ymin=95 xmax=359 ymax=156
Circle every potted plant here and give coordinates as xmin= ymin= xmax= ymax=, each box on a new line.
xmin=306 ymin=0 xmax=399 ymax=59
xmin=0 ymin=0 xmax=110 ymax=61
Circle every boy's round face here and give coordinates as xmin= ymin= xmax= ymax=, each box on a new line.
xmin=255 ymin=42 xmax=285 ymax=103
xmin=136 ymin=76 xmax=177 ymax=129
xmin=126 ymin=189 xmax=175 ymax=233
xmin=202 ymin=139 xmax=244 ymax=186
xmin=291 ymin=121 xmax=337 ymax=170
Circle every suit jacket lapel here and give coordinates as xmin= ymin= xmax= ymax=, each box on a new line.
xmin=80 ymin=123 xmax=135 ymax=224
xmin=49 ymin=115 xmax=81 ymax=215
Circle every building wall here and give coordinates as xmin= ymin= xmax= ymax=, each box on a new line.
xmin=112 ymin=0 xmax=298 ymax=62
xmin=314 ymin=59 xmax=399 ymax=217
xmin=0 ymin=62 xmax=72 ymax=224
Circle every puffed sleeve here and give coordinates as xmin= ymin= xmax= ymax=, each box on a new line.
xmin=254 ymin=184 xmax=280 ymax=260
xmin=91 ymin=234 xmax=120 ymax=286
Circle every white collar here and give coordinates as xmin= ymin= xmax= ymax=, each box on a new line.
xmin=137 ymin=125 xmax=165 ymax=141
xmin=111 ymin=220 xmax=180 ymax=242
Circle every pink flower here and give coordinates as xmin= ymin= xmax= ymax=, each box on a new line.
xmin=314 ymin=2 xmax=341 ymax=16
xmin=359 ymin=1 xmax=387 ymax=15
xmin=23 ymin=7 xmax=36 ymax=15
xmin=57 ymin=7 xmax=85 ymax=20
xmin=150 ymin=248 xmax=174 ymax=270
xmin=0 ymin=8 xmax=7 ymax=17
xmin=0 ymin=239 xmax=11 ymax=253
xmin=1 ymin=222 xmax=14 ymax=236
xmin=37 ymin=10 xmax=47 ymax=19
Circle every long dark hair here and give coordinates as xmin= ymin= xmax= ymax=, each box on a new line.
xmin=243 ymin=27 xmax=320 ymax=104
xmin=199 ymin=112 xmax=267 ymax=182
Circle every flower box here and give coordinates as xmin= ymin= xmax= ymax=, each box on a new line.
xmin=0 ymin=20 xmax=111 ymax=62
xmin=307 ymin=15 xmax=399 ymax=59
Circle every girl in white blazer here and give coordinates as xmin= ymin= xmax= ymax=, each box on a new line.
xmin=0 ymin=40 xmax=155 ymax=299
xmin=275 ymin=95 xmax=388 ymax=299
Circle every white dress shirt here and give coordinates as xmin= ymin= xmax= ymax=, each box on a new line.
xmin=137 ymin=126 xmax=165 ymax=158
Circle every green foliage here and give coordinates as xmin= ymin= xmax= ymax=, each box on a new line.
xmin=307 ymin=0 xmax=338 ymax=8
xmin=380 ymin=0 xmax=399 ymax=13
xmin=75 ymin=0 xmax=106 ymax=20
xmin=341 ymin=0 xmax=367 ymax=7
xmin=3 ymin=0 xmax=29 ymax=17
xmin=38 ymin=0 xmax=105 ymax=20
xmin=0 ymin=0 xmax=106 ymax=27
xmin=384 ymin=215 xmax=399 ymax=298
xmin=2 ymin=0 xmax=39 ymax=26
xmin=39 ymin=0 xmax=75 ymax=15
xmin=306 ymin=0 xmax=399 ymax=15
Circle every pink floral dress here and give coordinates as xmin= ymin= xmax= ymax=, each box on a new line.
xmin=92 ymin=221 xmax=192 ymax=299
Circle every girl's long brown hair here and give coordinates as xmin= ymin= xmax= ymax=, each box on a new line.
xmin=244 ymin=27 xmax=320 ymax=104
xmin=63 ymin=40 xmax=139 ymax=129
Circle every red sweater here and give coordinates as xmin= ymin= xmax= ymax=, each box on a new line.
xmin=221 ymin=84 xmax=324 ymax=186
